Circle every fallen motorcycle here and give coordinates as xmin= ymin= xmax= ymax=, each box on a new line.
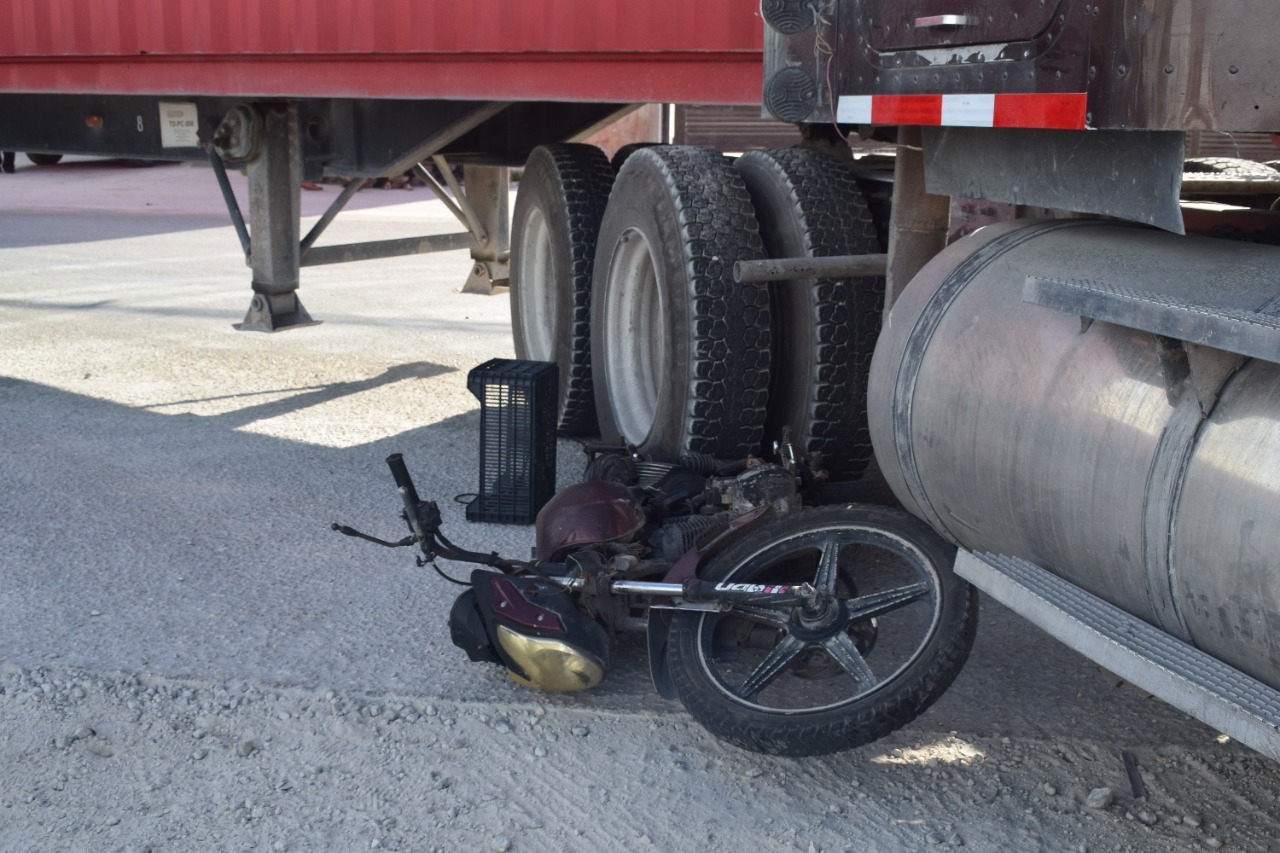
xmin=335 ymin=448 xmax=977 ymax=757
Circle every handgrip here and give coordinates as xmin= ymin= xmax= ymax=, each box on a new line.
xmin=914 ymin=14 xmax=977 ymax=27
xmin=386 ymin=453 xmax=422 ymax=507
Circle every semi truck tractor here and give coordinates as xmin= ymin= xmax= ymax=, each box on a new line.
xmin=3 ymin=0 xmax=1280 ymax=758
xmin=751 ymin=0 xmax=1280 ymax=758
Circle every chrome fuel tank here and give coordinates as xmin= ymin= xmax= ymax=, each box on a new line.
xmin=868 ymin=219 xmax=1280 ymax=688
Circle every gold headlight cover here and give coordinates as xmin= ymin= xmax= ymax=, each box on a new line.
xmin=496 ymin=624 xmax=605 ymax=692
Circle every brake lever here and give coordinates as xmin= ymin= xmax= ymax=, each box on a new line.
xmin=330 ymin=523 xmax=414 ymax=549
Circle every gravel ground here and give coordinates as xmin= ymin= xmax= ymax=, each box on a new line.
xmin=2 ymin=158 xmax=1279 ymax=852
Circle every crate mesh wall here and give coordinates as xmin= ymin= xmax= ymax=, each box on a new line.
xmin=465 ymin=359 xmax=558 ymax=524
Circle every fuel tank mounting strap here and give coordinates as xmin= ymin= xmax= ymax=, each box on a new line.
xmin=890 ymin=220 xmax=1097 ymax=537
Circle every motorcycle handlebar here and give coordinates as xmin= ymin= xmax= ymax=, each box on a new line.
xmin=386 ymin=452 xmax=429 ymax=542
xmin=386 ymin=453 xmax=422 ymax=507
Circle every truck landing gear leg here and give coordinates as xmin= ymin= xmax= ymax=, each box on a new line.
xmin=460 ymin=165 xmax=510 ymax=294
xmin=234 ymin=103 xmax=318 ymax=332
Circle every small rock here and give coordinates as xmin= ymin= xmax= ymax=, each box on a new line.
xmin=1085 ymin=787 xmax=1114 ymax=810
xmin=86 ymin=742 xmax=114 ymax=759
xmin=191 ymin=748 xmax=208 ymax=761
xmin=745 ymin=767 xmax=764 ymax=779
xmin=235 ymin=740 xmax=258 ymax=758
xmin=533 ymin=746 xmax=547 ymax=758
xmin=1205 ymin=839 xmax=1222 ymax=850
xmin=1183 ymin=815 xmax=1202 ymax=828
xmin=1043 ymin=783 xmax=1058 ymax=796
xmin=491 ymin=836 xmax=511 ymax=852
xmin=571 ymin=726 xmax=589 ymax=737
xmin=1136 ymin=810 xmax=1158 ymax=826
xmin=926 ymin=830 xmax=946 ymax=845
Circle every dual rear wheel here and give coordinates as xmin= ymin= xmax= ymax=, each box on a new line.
xmin=510 ymin=143 xmax=884 ymax=476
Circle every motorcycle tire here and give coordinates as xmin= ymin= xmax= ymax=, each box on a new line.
xmin=667 ymin=504 xmax=977 ymax=756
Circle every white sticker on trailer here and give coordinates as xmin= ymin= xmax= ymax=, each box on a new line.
xmin=836 ymin=95 xmax=874 ymax=124
xmin=941 ymin=94 xmax=996 ymax=127
xmin=158 ymin=102 xmax=200 ymax=148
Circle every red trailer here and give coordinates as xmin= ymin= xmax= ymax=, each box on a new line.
xmin=0 ymin=0 xmax=763 ymax=104
xmin=0 ymin=0 xmax=768 ymax=329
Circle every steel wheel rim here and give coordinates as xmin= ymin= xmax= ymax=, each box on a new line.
xmin=602 ymin=227 xmax=667 ymax=444
xmin=514 ymin=205 xmax=556 ymax=360
xmin=693 ymin=522 xmax=943 ymax=714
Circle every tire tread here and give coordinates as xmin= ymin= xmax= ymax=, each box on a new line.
xmin=736 ymin=148 xmax=884 ymax=479
xmin=511 ymin=143 xmax=615 ymax=435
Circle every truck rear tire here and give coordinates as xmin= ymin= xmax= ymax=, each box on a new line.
xmin=510 ymin=143 xmax=615 ymax=435
xmin=735 ymin=148 xmax=884 ymax=480
xmin=1183 ymin=157 xmax=1280 ymax=178
xmin=591 ymin=146 xmax=770 ymax=460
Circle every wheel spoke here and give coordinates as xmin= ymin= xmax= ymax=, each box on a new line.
xmin=814 ymin=536 xmax=842 ymax=594
xmin=823 ymin=632 xmax=878 ymax=687
xmin=735 ymin=633 xmax=807 ymax=701
xmin=845 ymin=581 xmax=930 ymax=622
xmin=727 ymin=603 xmax=790 ymax=630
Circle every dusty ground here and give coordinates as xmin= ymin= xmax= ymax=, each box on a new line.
xmin=2 ymin=158 xmax=1279 ymax=852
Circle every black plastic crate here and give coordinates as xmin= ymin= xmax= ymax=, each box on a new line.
xmin=465 ymin=358 xmax=558 ymax=524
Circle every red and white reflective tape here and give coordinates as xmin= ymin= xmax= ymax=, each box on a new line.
xmin=836 ymin=93 xmax=1088 ymax=130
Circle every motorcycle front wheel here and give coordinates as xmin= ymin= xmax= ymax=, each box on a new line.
xmin=667 ymin=504 xmax=977 ymax=756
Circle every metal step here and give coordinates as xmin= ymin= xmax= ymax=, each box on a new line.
xmin=953 ymin=551 xmax=1280 ymax=761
